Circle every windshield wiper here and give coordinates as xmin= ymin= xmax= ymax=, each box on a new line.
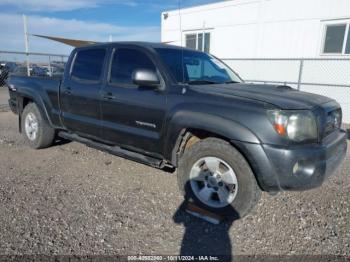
xmin=224 ymin=81 xmax=240 ymax=84
xmin=187 ymin=80 xmax=219 ymax=85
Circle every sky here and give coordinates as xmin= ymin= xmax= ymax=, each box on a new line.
xmin=0 ymin=0 xmax=220 ymax=55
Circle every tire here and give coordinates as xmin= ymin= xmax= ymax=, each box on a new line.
xmin=21 ymin=103 xmax=55 ymax=149
xmin=177 ymin=137 xmax=261 ymax=219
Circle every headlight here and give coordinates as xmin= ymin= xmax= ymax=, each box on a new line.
xmin=267 ymin=110 xmax=318 ymax=142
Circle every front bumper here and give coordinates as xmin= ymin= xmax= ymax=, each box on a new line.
xmin=233 ymin=130 xmax=347 ymax=191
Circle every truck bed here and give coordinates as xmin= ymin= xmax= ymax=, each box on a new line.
xmin=8 ymin=75 xmax=62 ymax=126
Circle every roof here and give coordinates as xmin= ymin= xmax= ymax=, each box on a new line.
xmin=164 ymin=0 xmax=233 ymax=14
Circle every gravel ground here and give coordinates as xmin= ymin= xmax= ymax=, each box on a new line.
xmin=0 ymin=87 xmax=349 ymax=258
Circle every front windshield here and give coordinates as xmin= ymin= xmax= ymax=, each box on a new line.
xmin=156 ymin=48 xmax=242 ymax=85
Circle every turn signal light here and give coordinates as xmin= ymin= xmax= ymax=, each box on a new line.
xmin=274 ymin=124 xmax=287 ymax=136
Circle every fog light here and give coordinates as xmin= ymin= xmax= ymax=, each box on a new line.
xmin=293 ymin=160 xmax=315 ymax=177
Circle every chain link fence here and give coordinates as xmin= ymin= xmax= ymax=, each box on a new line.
xmin=0 ymin=51 xmax=69 ymax=86
xmin=223 ymin=58 xmax=350 ymax=123
xmin=0 ymin=51 xmax=349 ymax=123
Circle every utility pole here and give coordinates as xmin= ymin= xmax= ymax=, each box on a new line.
xmin=23 ymin=14 xmax=30 ymax=76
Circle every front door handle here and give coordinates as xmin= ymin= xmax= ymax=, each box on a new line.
xmin=102 ymin=92 xmax=116 ymax=100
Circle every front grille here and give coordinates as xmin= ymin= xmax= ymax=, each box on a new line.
xmin=324 ymin=108 xmax=342 ymax=137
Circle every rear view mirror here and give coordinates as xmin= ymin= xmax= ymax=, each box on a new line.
xmin=184 ymin=58 xmax=200 ymax=65
xmin=132 ymin=69 xmax=160 ymax=88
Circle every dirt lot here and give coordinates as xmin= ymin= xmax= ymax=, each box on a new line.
xmin=0 ymin=87 xmax=349 ymax=257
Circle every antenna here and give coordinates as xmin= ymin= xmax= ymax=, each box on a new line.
xmin=178 ymin=0 xmax=185 ymax=84
xmin=202 ymin=21 xmax=206 ymax=51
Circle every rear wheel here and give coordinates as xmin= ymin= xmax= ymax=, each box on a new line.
xmin=21 ymin=103 xmax=55 ymax=149
xmin=177 ymin=137 xmax=261 ymax=219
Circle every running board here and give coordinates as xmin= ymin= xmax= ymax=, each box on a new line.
xmin=58 ymin=131 xmax=165 ymax=169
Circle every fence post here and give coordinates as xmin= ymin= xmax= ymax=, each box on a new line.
xmin=23 ymin=15 xmax=30 ymax=77
xmin=48 ymin=56 xmax=52 ymax=77
xmin=297 ymin=59 xmax=304 ymax=90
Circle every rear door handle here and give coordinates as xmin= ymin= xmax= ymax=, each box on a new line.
xmin=63 ymin=87 xmax=72 ymax=95
xmin=102 ymin=92 xmax=116 ymax=100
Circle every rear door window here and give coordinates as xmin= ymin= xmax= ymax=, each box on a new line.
xmin=71 ymin=49 xmax=106 ymax=81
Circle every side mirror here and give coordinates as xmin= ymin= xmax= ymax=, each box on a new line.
xmin=132 ymin=69 xmax=160 ymax=88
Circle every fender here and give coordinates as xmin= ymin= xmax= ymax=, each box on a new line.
xmin=163 ymin=108 xmax=261 ymax=166
xmin=16 ymin=89 xmax=55 ymax=130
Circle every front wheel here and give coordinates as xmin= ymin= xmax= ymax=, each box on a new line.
xmin=177 ymin=137 xmax=261 ymax=219
xmin=21 ymin=103 xmax=55 ymax=149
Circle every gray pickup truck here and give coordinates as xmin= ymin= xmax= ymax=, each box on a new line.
xmin=7 ymin=42 xmax=348 ymax=218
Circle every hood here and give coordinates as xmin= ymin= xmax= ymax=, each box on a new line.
xmin=189 ymin=83 xmax=333 ymax=110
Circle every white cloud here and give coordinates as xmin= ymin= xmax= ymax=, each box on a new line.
xmin=0 ymin=0 xmax=138 ymax=12
xmin=0 ymin=14 xmax=160 ymax=54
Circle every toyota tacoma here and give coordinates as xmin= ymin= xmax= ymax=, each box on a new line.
xmin=7 ymin=42 xmax=348 ymax=218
